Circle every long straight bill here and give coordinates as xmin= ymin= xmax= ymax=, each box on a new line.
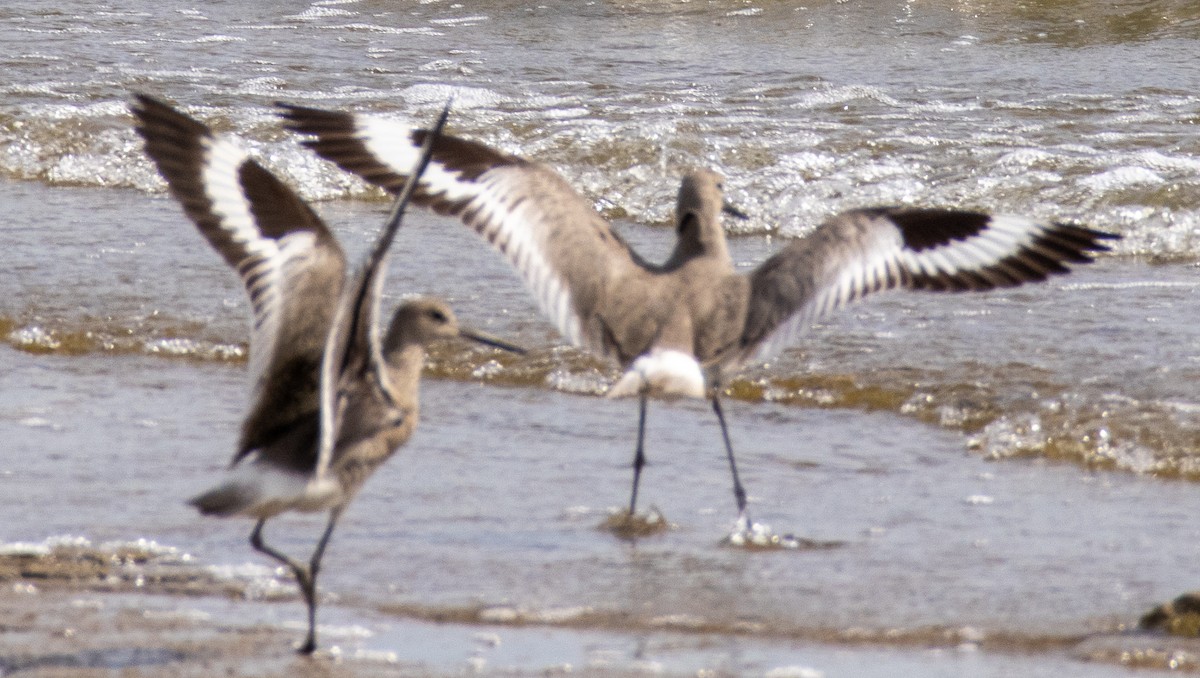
xmin=460 ymin=326 xmax=527 ymax=355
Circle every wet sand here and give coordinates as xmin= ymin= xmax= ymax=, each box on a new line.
xmin=5 ymin=548 xmax=1200 ymax=677
xmin=0 ymin=589 xmax=324 ymax=678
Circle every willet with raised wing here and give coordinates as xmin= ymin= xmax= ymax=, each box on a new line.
xmin=279 ymin=103 xmax=1117 ymax=537
xmin=133 ymin=95 xmax=521 ymax=653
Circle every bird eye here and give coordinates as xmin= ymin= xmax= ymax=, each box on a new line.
xmin=427 ymin=309 xmax=448 ymax=323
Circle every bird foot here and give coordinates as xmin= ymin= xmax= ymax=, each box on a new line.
xmin=601 ymin=505 xmax=671 ymax=540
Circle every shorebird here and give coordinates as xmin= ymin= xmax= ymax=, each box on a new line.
xmin=133 ymin=94 xmax=520 ymax=653
xmin=279 ymin=103 xmax=1118 ymax=533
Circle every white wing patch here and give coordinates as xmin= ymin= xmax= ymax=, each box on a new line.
xmin=895 ymin=214 xmax=1035 ymax=277
xmin=360 ymin=115 xmax=478 ymax=204
xmin=351 ymin=115 xmax=589 ymax=350
xmin=750 ymin=225 xmax=903 ymax=362
xmin=198 ymin=133 xmax=294 ymax=404
xmin=748 ymin=213 xmax=1087 ymax=364
xmin=472 ymin=174 xmax=585 ymax=348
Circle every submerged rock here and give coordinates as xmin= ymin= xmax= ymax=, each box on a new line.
xmin=1141 ymin=592 xmax=1200 ymax=637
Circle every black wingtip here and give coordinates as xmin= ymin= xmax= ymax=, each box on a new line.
xmin=130 ymin=91 xmax=163 ymax=109
xmin=1050 ymin=221 xmax=1122 ymax=254
xmin=129 ymin=92 xmax=166 ymax=127
xmin=274 ymin=101 xmax=357 ymax=135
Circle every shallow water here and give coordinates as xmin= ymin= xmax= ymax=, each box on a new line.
xmin=3 ymin=0 xmax=1200 ymax=674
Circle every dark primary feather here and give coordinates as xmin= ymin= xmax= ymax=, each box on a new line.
xmin=132 ymin=94 xmax=347 ymax=467
xmin=134 ymin=96 xmax=333 ymax=262
xmin=278 ymin=104 xmax=1119 ymax=377
xmin=883 ymin=207 xmax=992 ymax=252
xmin=279 ymin=103 xmax=650 ymax=357
xmin=739 ymin=208 xmax=1117 ymax=360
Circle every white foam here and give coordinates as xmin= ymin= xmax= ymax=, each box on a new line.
xmin=996 ymin=148 xmax=1056 ymax=168
xmin=290 ymin=6 xmax=356 ymax=19
xmin=1079 ymin=166 xmax=1165 ymax=191
xmin=19 ymin=416 xmax=59 ymax=430
xmin=792 ymin=84 xmax=902 ymax=110
xmin=400 ymin=83 xmax=509 ymax=109
xmin=1131 ymin=149 xmax=1200 ymax=174
xmin=471 ymin=360 xmax=504 ymax=379
xmin=544 ymin=367 xmax=610 ymax=396
xmin=765 ymin=668 xmax=824 ymax=678
xmin=429 ymin=15 xmax=489 ymax=26
xmin=326 ymin=23 xmax=441 ymax=36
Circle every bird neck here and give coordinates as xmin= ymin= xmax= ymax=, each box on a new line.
xmin=663 ymin=211 xmax=733 ymax=271
xmin=380 ymin=341 xmax=426 ymax=405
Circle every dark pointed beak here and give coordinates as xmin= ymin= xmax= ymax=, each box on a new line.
xmin=459 ymin=327 xmax=526 ymax=354
xmin=722 ymin=202 xmax=749 ymax=220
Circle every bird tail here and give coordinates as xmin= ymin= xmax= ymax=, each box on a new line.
xmin=607 ymin=349 xmax=706 ymax=399
xmin=188 ymin=466 xmax=340 ymax=518
xmin=189 ymin=481 xmax=256 ymax=517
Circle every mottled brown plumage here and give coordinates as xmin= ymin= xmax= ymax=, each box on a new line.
xmin=133 ymin=95 xmax=517 ymax=653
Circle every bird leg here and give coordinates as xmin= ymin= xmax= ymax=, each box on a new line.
xmin=627 ymin=393 xmax=649 ymax=516
xmin=711 ymin=395 xmax=752 ymax=528
xmin=249 ymin=510 xmax=341 ymax=655
xmin=249 ymin=519 xmax=314 ymax=651
xmin=299 ymin=508 xmax=341 ymax=654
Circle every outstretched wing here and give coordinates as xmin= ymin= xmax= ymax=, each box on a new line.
xmin=739 ymin=208 xmax=1118 ymax=363
xmin=132 ymin=94 xmax=346 ymax=461
xmin=278 ymin=104 xmax=649 ymax=359
xmin=314 ymin=102 xmax=452 ymax=481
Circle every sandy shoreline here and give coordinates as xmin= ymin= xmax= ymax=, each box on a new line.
xmin=4 ymin=544 xmax=1200 ymax=676
xmin=0 ymin=544 xmax=431 ymax=678
xmin=0 ymin=588 xmax=410 ymax=678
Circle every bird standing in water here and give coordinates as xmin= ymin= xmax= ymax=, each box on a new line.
xmin=280 ymin=103 xmax=1117 ymax=537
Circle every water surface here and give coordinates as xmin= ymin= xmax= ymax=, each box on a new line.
xmin=3 ymin=1 xmax=1200 ymax=674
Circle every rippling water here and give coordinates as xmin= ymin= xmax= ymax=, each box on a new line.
xmin=3 ymin=0 xmax=1200 ymax=675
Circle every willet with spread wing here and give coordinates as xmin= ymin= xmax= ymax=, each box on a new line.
xmin=133 ymin=95 xmax=520 ymax=653
xmin=279 ymin=103 xmax=1117 ymax=534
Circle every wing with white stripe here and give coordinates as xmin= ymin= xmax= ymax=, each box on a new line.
xmin=739 ymin=208 xmax=1118 ymax=363
xmin=133 ymin=95 xmax=346 ymax=460
xmin=279 ymin=104 xmax=648 ymax=357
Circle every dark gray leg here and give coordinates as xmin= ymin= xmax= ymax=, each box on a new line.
xmin=298 ymin=509 xmax=341 ymax=654
xmin=711 ymin=395 xmax=751 ymax=524
xmin=249 ymin=518 xmax=308 ymax=581
xmin=249 ymin=510 xmax=341 ymax=655
xmin=627 ymin=393 xmax=649 ymax=516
